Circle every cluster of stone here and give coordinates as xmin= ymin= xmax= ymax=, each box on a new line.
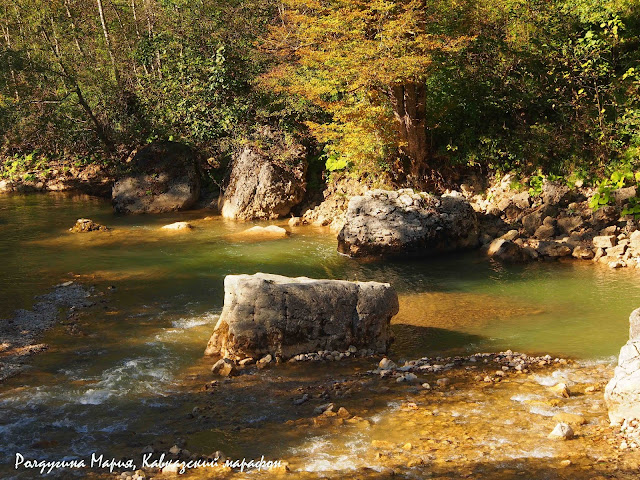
xmin=369 ymin=350 xmax=569 ymax=384
xmin=476 ymin=177 xmax=640 ymax=267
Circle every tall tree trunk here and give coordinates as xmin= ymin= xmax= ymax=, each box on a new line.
xmin=390 ymin=82 xmax=429 ymax=179
xmin=64 ymin=0 xmax=85 ymax=56
xmin=2 ymin=8 xmax=20 ymax=101
xmin=130 ymin=0 xmax=148 ymax=75
xmin=41 ymin=22 xmax=114 ymax=152
xmin=13 ymin=5 xmax=31 ymax=62
xmin=96 ymin=0 xmax=121 ymax=86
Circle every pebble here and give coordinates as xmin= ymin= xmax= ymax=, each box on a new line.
xmin=293 ymin=394 xmax=309 ymax=406
xmin=436 ymin=378 xmax=451 ymax=387
xmin=397 ymin=373 xmax=418 ymax=383
xmin=211 ymin=358 xmax=235 ymax=377
xmin=337 ymin=407 xmax=350 ymax=418
xmin=314 ymin=403 xmax=334 ymax=415
xmin=549 ymin=382 xmax=571 ymax=398
xmin=379 ymin=358 xmax=397 ymax=370
xmin=548 ymin=423 xmax=574 ymax=440
xmin=257 ymin=354 xmax=273 ymax=369
xmin=161 ymin=463 xmax=181 ymax=474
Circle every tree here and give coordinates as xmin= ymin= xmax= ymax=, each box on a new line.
xmin=261 ymin=0 xmax=473 ymax=183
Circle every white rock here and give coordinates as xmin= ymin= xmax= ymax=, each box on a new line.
xmin=548 ymin=423 xmax=574 ymax=440
xmin=379 ymin=358 xmax=397 ymax=370
xmin=161 ymin=221 xmax=193 ymax=231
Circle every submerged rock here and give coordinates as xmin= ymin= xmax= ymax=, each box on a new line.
xmin=605 ymin=308 xmax=640 ymax=424
xmin=219 ymin=148 xmax=306 ymax=220
xmin=69 ymin=218 xmax=109 ymax=233
xmin=204 ymin=273 xmax=398 ymax=360
xmin=161 ymin=221 xmax=193 ymax=231
xmin=337 ymin=189 xmax=479 ymax=258
xmin=236 ymin=225 xmax=289 ymax=239
xmin=112 ymin=141 xmax=200 ymax=214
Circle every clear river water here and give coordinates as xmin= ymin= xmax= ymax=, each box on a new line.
xmin=0 ymin=193 xmax=639 ymax=479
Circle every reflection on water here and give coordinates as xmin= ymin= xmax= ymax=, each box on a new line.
xmin=1 ymin=193 xmax=640 ymax=478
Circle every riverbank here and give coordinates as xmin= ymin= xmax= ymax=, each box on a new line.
xmin=0 ymin=160 xmax=114 ymax=198
xmin=0 ymin=281 xmax=98 ymax=382
xmin=4 ymin=160 xmax=640 ymax=271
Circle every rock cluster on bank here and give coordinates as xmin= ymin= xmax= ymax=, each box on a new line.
xmin=204 ymin=273 xmax=398 ymax=361
xmin=369 ymin=350 xmax=571 ymax=383
xmin=337 ymin=189 xmax=479 ymax=257
xmin=0 ymin=163 xmax=113 ymax=197
xmin=474 ymin=175 xmax=640 ymax=267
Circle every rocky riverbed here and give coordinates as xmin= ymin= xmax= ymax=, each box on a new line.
xmin=96 ymin=351 xmax=640 ymax=480
xmin=0 ymin=282 xmax=96 ymax=382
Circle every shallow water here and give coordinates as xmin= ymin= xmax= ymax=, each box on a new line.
xmin=0 ymin=193 xmax=639 ymax=478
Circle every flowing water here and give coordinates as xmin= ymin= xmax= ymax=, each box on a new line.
xmin=1 ymin=193 xmax=639 ymax=479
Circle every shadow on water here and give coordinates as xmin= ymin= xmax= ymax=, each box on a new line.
xmin=390 ymin=324 xmax=486 ymax=359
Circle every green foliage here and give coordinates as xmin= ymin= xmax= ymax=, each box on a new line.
xmin=528 ymin=173 xmax=546 ymax=198
xmin=622 ymin=196 xmax=640 ymax=217
xmin=588 ymin=167 xmax=640 ymax=209
xmin=325 ymin=153 xmax=349 ymax=172
xmin=1 ymin=0 xmax=640 ymax=190
xmin=527 ymin=172 xmax=563 ymax=197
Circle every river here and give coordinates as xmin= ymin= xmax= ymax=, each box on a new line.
xmin=0 ymin=192 xmax=638 ymax=479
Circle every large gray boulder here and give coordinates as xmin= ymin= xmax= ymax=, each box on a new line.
xmin=112 ymin=141 xmax=200 ymax=214
xmin=205 ymin=273 xmax=398 ymax=360
xmin=605 ymin=308 xmax=640 ymax=424
xmin=337 ymin=189 xmax=479 ymax=258
xmin=219 ymin=148 xmax=306 ymax=220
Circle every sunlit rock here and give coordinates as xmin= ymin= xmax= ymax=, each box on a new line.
xmin=236 ymin=225 xmax=289 ymax=239
xmin=161 ymin=221 xmax=193 ymax=231
xmin=69 ymin=218 xmax=109 ymax=233
xmin=219 ymin=147 xmax=306 ymax=220
xmin=605 ymin=308 xmax=640 ymax=425
xmin=337 ymin=189 xmax=479 ymax=258
xmin=487 ymin=238 xmax=527 ymax=263
xmin=548 ymin=422 xmax=574 ymax=440
xmin=549 ymin=382 xmax=571 ymax=398
xmin=205 ymin=273 xmax=398 ymax=360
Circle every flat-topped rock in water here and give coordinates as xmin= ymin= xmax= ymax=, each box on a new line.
xmin=605 ymin=308 xmax=640 ymax=424
xmin=205 ymin=273 xmax=398 ymax=360
xmin=337 ymin=189 xmax=479 ymax=257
